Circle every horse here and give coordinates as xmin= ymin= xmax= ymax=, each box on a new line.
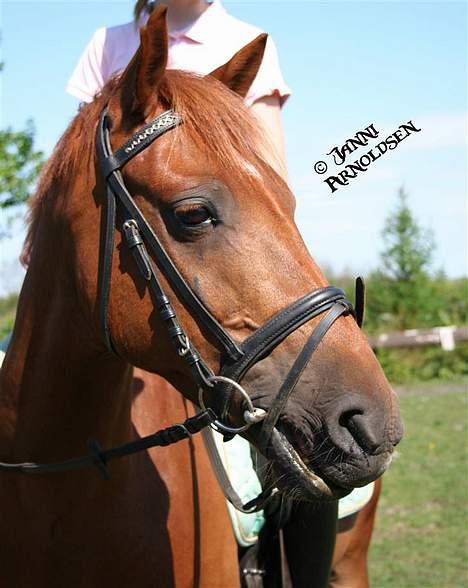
xmin=0 ymin=7 xmax=402 ymax=587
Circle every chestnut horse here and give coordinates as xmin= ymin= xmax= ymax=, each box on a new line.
xmin=0 ymin=8 xmax=402 ymax=587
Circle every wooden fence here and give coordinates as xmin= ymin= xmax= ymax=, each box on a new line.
xmin=368 ymin=326 xmax=468 ymax=351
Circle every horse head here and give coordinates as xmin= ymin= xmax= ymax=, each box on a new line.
xmin=32 ymin=7 xmax=402 ymax=501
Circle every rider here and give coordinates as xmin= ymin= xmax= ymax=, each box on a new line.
xmin=66 ymin=0 xmax=290 ymax=178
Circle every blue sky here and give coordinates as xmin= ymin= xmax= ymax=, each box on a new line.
xmin=1 ymin=0 xmax=466 ymax=294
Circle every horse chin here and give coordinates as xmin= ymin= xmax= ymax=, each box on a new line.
xmin=263 ymin=429 xmax=351 ymax=502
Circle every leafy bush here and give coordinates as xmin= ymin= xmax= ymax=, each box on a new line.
xmin=375 ymin=345 xmax=468 ymax=384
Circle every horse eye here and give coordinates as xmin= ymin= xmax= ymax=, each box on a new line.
xmin=174 ymin=204 xmax=214 ymax=227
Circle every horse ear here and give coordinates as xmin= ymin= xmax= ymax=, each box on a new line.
xmin=209 ymin=34 xmax=268 ymax=98
xmin=119 ymin=5 xmax=169 ymax=118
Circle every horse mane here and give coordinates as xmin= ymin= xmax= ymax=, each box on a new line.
xmin=23 ymin=69 xmax=276 ymax=263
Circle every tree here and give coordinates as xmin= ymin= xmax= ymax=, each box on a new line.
xmin=0 ymin=58 xmax=45 ymax=238
xmin=380 ymin=187 xmax=434 ymax=282
xmin=0 ymin=122 xmax=44 ymax=237
xmin=367 ymin=187 xmax=436 ymax=330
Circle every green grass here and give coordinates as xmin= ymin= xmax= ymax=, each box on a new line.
xmin=369 ymin=386 xmax=468 ymax=588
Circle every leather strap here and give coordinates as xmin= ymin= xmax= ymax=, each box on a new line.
xmin=122 ymin=215 xmax=209 ymax=387
xmin=259 ymin=302 xmax=350 ymax=446
xmin=108 ymin=170 xmax=243 ymax=360
xmin=202 ymin=427 xmax=273 ymax=513
xmin=100 ymin=110 xmax=183 ymax=178
xmin=0 ymin=410 xmax=215 ymax=476
xmin=97 ymin=185 xmax=117 ymax=353
xmin=217 ymin=289 xmax=353 ymax=421
xmin=96 ymin=110 xmax=243 ymax=362
xmin=355 ymin=276 xmax=365 ymax=328
xmin=222 ymin=287 xmax=351 ymax=384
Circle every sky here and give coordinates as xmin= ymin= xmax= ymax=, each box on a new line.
xmin=0 ymin=0 xmax=467 ymax=295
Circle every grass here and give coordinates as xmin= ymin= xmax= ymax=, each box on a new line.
xmin=369 ymin=385 xmax=468 ymax=588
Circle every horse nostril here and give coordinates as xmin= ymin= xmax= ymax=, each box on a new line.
xmin=327 ymin=393 xmax=396 ymax=456
xmin=345 ymin=413 xmax=383 ymax=454
xmin=338 ymin=409 xmax=362 ymax=429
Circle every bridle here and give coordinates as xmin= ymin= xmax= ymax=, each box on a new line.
xmin=95 ymin=106 xmax=364 ymax=429
xmin=0 ymin=107 xmax=365 ymax=510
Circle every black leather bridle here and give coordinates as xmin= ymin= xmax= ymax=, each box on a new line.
xmin=96 ymin=107 xmax=364 ymax=438
xmin=0 ymin=107 xmax=365 ymax=485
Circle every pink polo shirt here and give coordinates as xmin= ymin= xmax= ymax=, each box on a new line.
xmin=66 ymin=0 xmax=290 ymax=107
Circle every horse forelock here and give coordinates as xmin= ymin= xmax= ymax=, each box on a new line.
xmin=157 ymin=71 xmax=273 ymax=179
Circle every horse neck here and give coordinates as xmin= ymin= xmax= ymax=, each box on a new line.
xmin=0 ymin=217 xmax=133 ymax=463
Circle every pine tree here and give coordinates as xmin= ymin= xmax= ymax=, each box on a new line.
xmin=380 ymin=187 xmax=434 ymax=282
xmin=368 ymin=188 xmax=435 ymax=330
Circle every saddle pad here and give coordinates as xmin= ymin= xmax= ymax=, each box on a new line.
xmin=338 ymin=481 xmax=375 ymax=519
xmin=212 ymin=430 xmax=375 ymax=546
xmin=212 ymin=431 xmax=265 ymax=547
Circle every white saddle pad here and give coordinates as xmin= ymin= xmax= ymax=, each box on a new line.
xmin=212 ymin=431 xmax=265 ymax=547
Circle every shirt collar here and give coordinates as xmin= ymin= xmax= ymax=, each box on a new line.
xmin=170 ymin=1 xmax=227 ymax=43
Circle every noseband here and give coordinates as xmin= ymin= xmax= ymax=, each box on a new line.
xmin=96 ymin=108 xmax=364 ymax=446
xmin=0 ymin=107 xmax=365 ymax=510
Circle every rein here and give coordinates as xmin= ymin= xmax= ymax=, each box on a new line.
xmin=0 ymin=107 xmax=365 ymax=512
xmin=0 ymin=410 xmax=214 ymax=478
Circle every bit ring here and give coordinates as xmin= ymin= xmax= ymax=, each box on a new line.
xmin=198 ymin=375 xmax=267 ymax=435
